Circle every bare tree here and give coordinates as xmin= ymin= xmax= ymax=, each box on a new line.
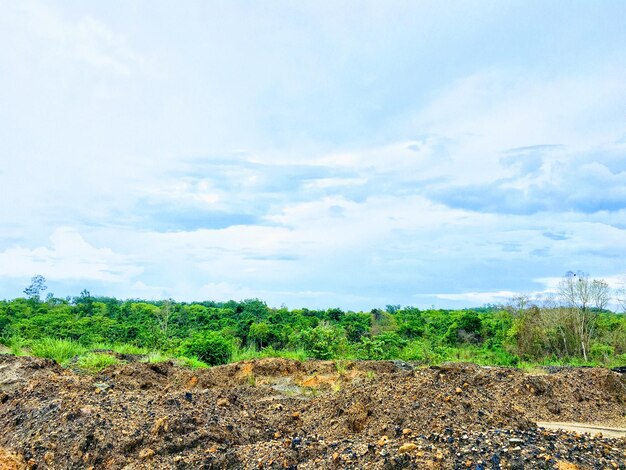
xmin=24 ymin=275 xmax=47 ymax=302
xmin=557 ymin=272 xmax=609 ymax=361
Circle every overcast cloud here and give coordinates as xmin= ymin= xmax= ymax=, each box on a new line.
xmin=1 ymin=0 xmax=625 ymax=309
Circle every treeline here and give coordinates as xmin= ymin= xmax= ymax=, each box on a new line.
xmin=1 ymin=273 xmax=625 ymax=367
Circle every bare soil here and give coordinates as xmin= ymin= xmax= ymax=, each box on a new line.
xmin=0 ymin=354 xmax=625 ymax=469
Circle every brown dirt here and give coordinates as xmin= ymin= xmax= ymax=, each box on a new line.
xmin=0 ymin=355 xmax=625 ymax=469
xmin=0 ymin=448 xmax=27 ymax=470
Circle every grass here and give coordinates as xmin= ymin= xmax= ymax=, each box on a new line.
xmin=30 ymin=338 xmax=87 ymax=365
xmin=143 ymin=351 xmax=175 ymax=363
xmin=231 ymin=345 xmax=308 ymax=362
xmin=10 ymin=335 xmax=625 ymax=373
xmin=75 ymin=352 xmax=121 ymax=372
xmin=6 ymin=335 xmax=27 ymax=356
xmin=175 ymin=356 xmax=209 ymax=369
xmin=90 ymin=342 xmax=149 ymax=355
xmin=334 ymin=360 xmax=348 ymax=376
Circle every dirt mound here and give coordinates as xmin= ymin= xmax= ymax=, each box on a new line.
xmin=0 ymin=355 xmax=625 ymax=469
xmin=0 ymin=355 xmax=62 ymax=394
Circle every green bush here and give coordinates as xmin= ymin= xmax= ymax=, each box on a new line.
xmin=295 ymin=323 xmax=345 ymax=360
xmin=590 ymin=343 xmax=614 ymax=363
xmin=399 ymin=339 xmax=437 ymax=363
xmin=180 ymin=331 xmax=233 ymax=366
xmin=356 ymin=332 xmax=407 ymax=360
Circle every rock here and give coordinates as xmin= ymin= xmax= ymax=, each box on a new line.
xmin=392 ymin=360 xmax=413 ymax=371
xmin=217 ymin=398 xmax=229 ymax=407
xmin=378 ymin=436 xmax=390 ymax=446
xmin=93 ymin=382 xmax=110 ymax=392
xmin=290 ymin=437 xmax=302 ymax=449
xmin=139 ymin=448 xmax=154 ymax=460
xmin=402 ymin=428 xmax=412 ymax=436
xmin=346 ymin=402 xmax=369 ymax=433
xmin=455 ymin=387 xmax=463 ymax=394
xmin=398 ymin=443 xmax=417 ymax=454
xmin=151 ymin=416 xmax=168 ymax=435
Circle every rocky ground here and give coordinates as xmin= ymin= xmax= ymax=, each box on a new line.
xmin=0 ymin=354 xmax=625 ymax=469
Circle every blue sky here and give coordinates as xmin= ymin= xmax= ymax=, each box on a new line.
xmin=1 ymin=0 xmax=625 ymax=309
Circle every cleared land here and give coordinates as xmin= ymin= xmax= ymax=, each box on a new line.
xmin=0 ymin=354 xmax=625 ymax=469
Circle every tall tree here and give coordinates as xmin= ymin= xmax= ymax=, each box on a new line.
xmin=558 ymin=272 xmax=610 ymax=361
xmin=24 ymin=275 xmax=47 ymax=302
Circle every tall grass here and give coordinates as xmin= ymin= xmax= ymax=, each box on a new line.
xmin=142 ymin=351 xmax=174 ymax=363
xmin=89 ymin=342 xmax=149 ymax=355
xmin=6 ymin=335 xmax=27 ymax=356
xmin=75 ymin=352 xmax=121 ymax=372
xmin=176 ymin=356 xmax=209 ymax=369
xmin=231 ymin=344 xmax=308 ymax=362
xmin=30 ymin=338 xmax=87 ymax=365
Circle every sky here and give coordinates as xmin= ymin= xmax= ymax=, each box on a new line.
xmin=1 ymin=0 xmax=625 ymax=310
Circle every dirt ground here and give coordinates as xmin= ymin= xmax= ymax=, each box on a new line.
xmin=0 ymin=354 xmax=625 ymax=469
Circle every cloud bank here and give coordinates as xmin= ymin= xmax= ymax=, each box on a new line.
xmin=1 ymin=1 xmax=625 ymax=309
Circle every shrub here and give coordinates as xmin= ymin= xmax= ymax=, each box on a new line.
xmin=356 ymin=332 xmax=407 ymax=360
xmin=295 ymin=323 xmax=345 ymax=360
xmin=180 ymin=331 xmax=233 ymax=366
xmin=590 ymin=343 xmax=614 ymax=363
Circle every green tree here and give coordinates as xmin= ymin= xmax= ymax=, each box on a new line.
xmin=249 ymin=321 xmax=271 ymax=349
xmin=180 ymin=331 xmax=233 ymax=365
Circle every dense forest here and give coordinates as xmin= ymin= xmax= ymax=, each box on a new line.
xmin=1 ymin=273 xmax=625 ymax=371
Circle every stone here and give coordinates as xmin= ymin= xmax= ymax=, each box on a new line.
xmin=139 ymin=448 xmax=154 ymax=460
xmin=398 ymin=443 xmax=418 ymax=454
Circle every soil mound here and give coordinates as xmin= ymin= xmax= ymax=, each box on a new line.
xmin=0 ymin=355 xmax=624 ymax=469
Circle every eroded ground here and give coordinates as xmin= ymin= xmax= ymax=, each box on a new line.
xmin=0 ymin=355 xmax=625 ymax=469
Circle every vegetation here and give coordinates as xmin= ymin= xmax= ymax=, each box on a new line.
xmin=1 ymin=273 xmax=625 ymax=370
xmin=75 ymin=352 xmax=121 ymax=372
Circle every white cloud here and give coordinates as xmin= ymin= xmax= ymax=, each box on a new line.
xmin=13 ymin=0 xmax=145 ymax=75
xmin=0 ymin=2 xmax=624 ymax=308
xmin=432 ymin=291 xmax=522 ymax=304
xmin=0 ymin=228 xmax=142 ymax=282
